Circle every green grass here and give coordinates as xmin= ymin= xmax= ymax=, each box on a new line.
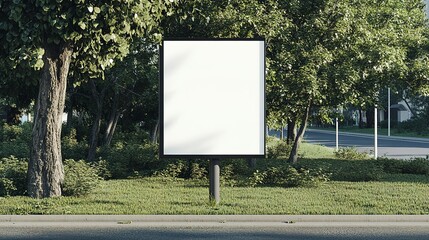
xmin=1 ymin=175 xmax=429 ymax=215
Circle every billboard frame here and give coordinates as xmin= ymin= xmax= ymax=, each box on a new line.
xmin=159 ymin=38 xmax=266 ymax=159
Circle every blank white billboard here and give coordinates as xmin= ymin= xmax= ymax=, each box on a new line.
xmin=161 ymin=39 xmax=265 ymax=157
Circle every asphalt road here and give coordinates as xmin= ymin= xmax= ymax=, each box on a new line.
xmin=303 ymin=129 xmax=429 ymax=159
xmin=2 ymin=222 xmax=429 ymax=240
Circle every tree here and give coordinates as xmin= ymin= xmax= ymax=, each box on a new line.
xmin=0 ymin=0 xmax=169 ymax=198
xmin=267 ymin=0 xmax=429 ymax=162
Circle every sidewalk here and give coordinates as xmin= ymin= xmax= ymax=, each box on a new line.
xmin=1 ymin=215 xmax=429 ymax=223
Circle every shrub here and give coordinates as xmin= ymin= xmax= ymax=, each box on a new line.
xmin=61 ymin=128 xmax=88 ymax=160
xmin=377 ymin=158 xmax=405 ymax=174
xmin=331 ymin=161 xmax=384 ymax=181
xmin=249 ymin=165 xmax=330 ymax=188
xmin=0 ymin=156 xmax=27 ymax=197
xmin=189 ymin=162 xmax=207 ymax=180
xmin=402 ymin=158 xmax=429 ymax=175
xmin=155 ymin=161 xmax=186 ymax=178
xmin=335 ymin=147 xmax=368 ymax=160
xmin=267 ymin=140 xmax=291 ymax=159
xmin=90 ymin=159 xmax=112 ymax=180
xmin=62 ymin=159 xmax=100 ymax=196
xmin=0 ymin=123 xmax=31 ymax=158
xmin=104 ymin=142 xmax=159 ymax=178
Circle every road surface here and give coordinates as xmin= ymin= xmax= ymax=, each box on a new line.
xmin=304 ymin=129 xmax=429 ymax=159
xmin=2 ymin=222 xmax=429 ymax=240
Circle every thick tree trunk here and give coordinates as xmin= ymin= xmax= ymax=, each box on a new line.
xmin=27 ymin=44 xmax=72 ymax=198
xmin=288 ymin=101 xmax=312 ymax=163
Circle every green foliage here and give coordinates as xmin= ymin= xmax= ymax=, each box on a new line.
xmin=378 ymin=158 xmax=429 ymax=175
xmin=401 ymin=158 xmax=429 ymax=175
xmin=249 ymin=165 xmax=330 ymax=188
xmin=397 ymin=118 xmax=429 ymax=136
xmin=334 ymin=147 xmax=369 ymax=160
xmin=61 ymin=128 xmax=88 ymax=160
xmin=155 ymin=161 xmax=186 ymax=179
xmin=331 ymin=161 xmax=384 ymax=182
xmin=0 ymin=156 xmax=27 ymax=197
xmin=62 ymin=159 xmax=100 ymax=197
xmin=0 ymin=123 xmax=31 ymax=158
xmin=267 ymin=140 xmax=292 ymax=159
xmin=155 ymin=160 xmax=208 ymax=181
xmin=103 ymin=142 xmax=159 ymax=178
xmin=90 ymin=159 xmax=112 ymax=180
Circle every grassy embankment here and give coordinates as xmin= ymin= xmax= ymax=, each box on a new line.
xmin=2 ymin=142 xmax=429 ymax=215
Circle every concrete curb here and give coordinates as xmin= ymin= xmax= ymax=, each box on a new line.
xmin=1 ymin=215 xmax=429 ymax=223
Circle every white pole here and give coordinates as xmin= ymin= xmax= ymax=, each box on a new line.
xmin=374 ymin=106 xmax=378 ymax=159
xmin=388 ymin=87 xmax=391 ymax=137
xmin=335 ymin=117 xmax=339 ymax=151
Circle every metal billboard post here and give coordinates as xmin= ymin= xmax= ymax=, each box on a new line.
xmin=209 ymin=159 xmax=220 ymax=205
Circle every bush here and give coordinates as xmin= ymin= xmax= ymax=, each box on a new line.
xmin=103 ymin=142 xmax=159 ymax=178
xmin=402 ymin=158 xmax=429 ymax=175
xmin=90 ymin=159 xmax=112 ymax=180
xmin=155 ymin=161 xmax=186 ymax=178
xmin=267 ymin=140 xmax=291 ymax=159
xmin=377 ymin=158 xmax=405 ymax=174
xmin=62 ymin=159 xmax=100 ymax=196
xmin=154 ymin=160 xmax=209 ymax=181
xmin=397 ymin=118 xmax=429 ymax=135
xmin=331 ymin=161 xmax=384 ymax=181
xmin=335 ymin=147 xmax=368 ymax=160
xmin=0 ymin=123 xmax=31 ymax=158
xmin=249 ymin=165 xmax=330 ymax=188
xmin=377 ymin=158 xmax=429 ymax=175
xmin=0 ymin=156 xmax=27 ymax=197
xmin=61 ymin=128 xmax=88 ymax=160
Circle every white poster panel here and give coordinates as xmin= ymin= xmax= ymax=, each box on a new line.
xmin=161 ymin=39 xmax=265 ymax=157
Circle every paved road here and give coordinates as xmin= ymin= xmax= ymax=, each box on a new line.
xmin=2 ymin=222 xmax=429 ymax=240
xmin=304 ymin=129 xmax=429 ymax=159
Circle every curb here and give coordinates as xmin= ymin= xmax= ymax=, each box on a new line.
xmin=1 ymin=215 xmax=429 ymax=223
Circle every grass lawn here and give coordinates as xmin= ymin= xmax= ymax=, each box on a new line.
xmin=2 ymin=174 xmax=429 ymax=215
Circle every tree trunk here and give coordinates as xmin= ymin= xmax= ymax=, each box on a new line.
xmin=103 ymin=90 xmax=120 ymax=147
xmin=286 ymin=119 xmax=296 ymax=145
xmin=358 ymin=109 xmax=364 ymax=128
xmin=288 ymin=101 xmax=312 ymax=163
xmin=366 ymin=108 xmax=374 ymax=128
xmin=66 ymin=82 xmax=74 ymax=129
xmin=152 ymin=118 xmax=160 ymax=143
xmin=88 ymin=80 xmax=105 ymax=162
xmin=401 ymin=97 xmax=417 ymax=117
xmin=247 ymin=158 xmax=257 ymax=168
xmin=27 ymin=44 xmax=72 ymax=198
xmin=104 ymin=112 xmax=120 ymax=147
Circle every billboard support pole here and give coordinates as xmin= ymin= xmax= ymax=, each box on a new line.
xmin=209 ymin=159 xmax=220 ymax=205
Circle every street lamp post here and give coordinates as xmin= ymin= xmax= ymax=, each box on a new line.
xmin=388 ymin=87 xmax=391 ymax=137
